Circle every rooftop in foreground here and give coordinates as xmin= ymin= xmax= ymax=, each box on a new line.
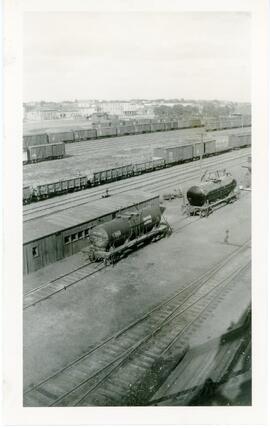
xmin=23 ymin=190 xmax=159 ymax=244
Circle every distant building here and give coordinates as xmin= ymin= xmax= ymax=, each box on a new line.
xmin=24 ymin=109 xmax=61 ymax=121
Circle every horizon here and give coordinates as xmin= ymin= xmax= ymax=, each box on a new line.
xmin=23 ymin=97 xmax=251 ymax=104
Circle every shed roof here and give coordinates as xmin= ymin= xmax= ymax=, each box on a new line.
xmin=23 ymin=191 xmax=159 ymax=244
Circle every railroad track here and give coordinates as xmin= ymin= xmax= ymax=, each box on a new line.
xmin=23 ymin=189 xmax=248 ymax=310
xmin=23 ymin=261 xmax=105 ymax=310
xmin=23 ymin=240 xmax=251 ymax=406
xmin=22 ymin=151 xmax=241 ymax=216
xmin=23 ymin=215 xmax=195 ymax=310
xmin=23 ymin=150 xmax=250 ymax=222
xmin=64 ymin=126 xmax=251 ymax=157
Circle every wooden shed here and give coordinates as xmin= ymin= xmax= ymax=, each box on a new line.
xmin=23 ymin=191 xmax=160 ymax=275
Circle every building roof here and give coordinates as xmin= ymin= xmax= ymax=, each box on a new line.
xmin=23 ymin=191 xmax=159 ymax=244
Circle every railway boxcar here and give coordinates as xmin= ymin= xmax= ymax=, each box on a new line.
xmin=171 ymin=121 xmax=179 ymax=130
xmin=96 ymin=127 xmax=117 ymax=138
xmin=193 ymin=142 xmax=204 ymax=158
xmin=159 ymin=122 xmax=166 ymax=131
xmin=229 ymin=133 xmax=251 ymax=149
xmin=27 ymin=142 xmax=65 ymax=163
xmin=23 ymin=186 xmax=32 ymax=204
xmin=215 ymin=136 xmax=230 ymax=154
xmin=23 ymin=133 xmax=48 ymax=149
xmin=116 ymin=125 xmax=136 ymax=136
xmin=150 ymin=122 xmax=163 ymax=132
xmin=73 ymin=128 xmax=97 ymax=141
xmin=164 ymin=122 xmax=173 ymax=131
xmin=190 ymin=118 xmax=202 ymax=127
xmin=242 ymin=115 xmax=251 ymax=127
xmin=51 ymin=142 xmax=65 ymax=159
xmin=156 ymin=144 xmax=194 ymax=164
xmin=23 ymin=150 xmax=28 ymax=164
xmin=27 ymin=144 xmax=53 ymax=162
xmin=134 ymin=123 xmax=151 ymax=134
xmin=204 ymin=140 xmax=216 ymax=156
xmin=177 ymin=119 xmax=190 ymax=129
xmin=181 ymin=144 xmax=194 ymax=161
xmin=47 ymin=131 xmax=74 ymax=143
xmin=205 ymin=115 xmax=251 ymax=132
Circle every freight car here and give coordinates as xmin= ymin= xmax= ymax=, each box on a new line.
xmin=153 ymin=140 xmax=216 ymax=164
xmin=23 ymin=116 xmax=252 ymax=150
xmin=96 ymin=127 xmax=117 ymax=138
xmin=26 ymin=142 xmax=65 ymax=163
xmin=228 ymin=133 xmax=251 ymax=149
xmin=73 ymin=129 xmax=97 ymax=141
xmin=22 ymin=133 xmax=251 ymax=205
xmin=32 ymin=175 xmax=88 ymax=201
xmin=185 ymin=170 xmax=239 ymax=216
xmin=23 ymin=133 xmax=48 ymax=148
xmin=134 ymin=123 xmax=152 ymax=134
xmin=47 ymin=131 xmax=74 ymax=144
xmin=92 ymin=164 xmax=134 ymax=186
xmin=23 ymin=118 xmax=204 ymax=149
xmin=205 ymin=115 xmax=251 ymax=131
xmin=87 ymin=205 xmax=171 ymax=264
xmin=23 ymin=186 xmax=33 ymax=204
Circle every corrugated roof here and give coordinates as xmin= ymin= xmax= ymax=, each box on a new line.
xmin=23 ymin=191 xmax=159 ymax=244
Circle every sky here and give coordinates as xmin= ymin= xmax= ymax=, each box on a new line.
xmin=23 ymin=12 xmax=251 ymax=102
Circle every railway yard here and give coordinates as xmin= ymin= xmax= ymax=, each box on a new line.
xmin=23 ymin=125 xmax=251 ymax=186
xmin=23 ymin=124 xmax=251 ymax=407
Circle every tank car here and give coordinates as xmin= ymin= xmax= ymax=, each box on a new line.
xmin=88 ymin=205 xmax=170 ymax=263
xmin=186 ymin=171 xmax=238 ymax=216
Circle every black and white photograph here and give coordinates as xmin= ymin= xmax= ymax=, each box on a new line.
xmin=2 ymin=0 xmax=269 ymax=425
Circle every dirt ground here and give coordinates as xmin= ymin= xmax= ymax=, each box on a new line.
xmin=23 ymin=186 xmax=251 ymax=389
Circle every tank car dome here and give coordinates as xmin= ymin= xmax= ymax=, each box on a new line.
xmin=187 ymin=185 xmax=206 ymax=206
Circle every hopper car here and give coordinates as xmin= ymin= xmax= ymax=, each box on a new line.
xmin=87 ymin=205 xmax=171 ymax=264
xmin=22 ymin=132 xmax=251 ymax=204
xmin=27 ymin=176 xmax=88 ymax=201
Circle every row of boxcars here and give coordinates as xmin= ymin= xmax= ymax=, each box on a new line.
xmin=23 ymin=116 xmax=252 ymax=150
xmin=23 ymin=132 xmax=251 ymax=204
xmin=22 ymin=119 xmax=203 ymax=149
xmin=205 ymin=116 xmax=251 ymax=131
xmin=23 ymin=142 xmax=65 ymax=164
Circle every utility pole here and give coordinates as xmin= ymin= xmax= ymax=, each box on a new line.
xmin=200 ymin=133 xmax=203 ymax=181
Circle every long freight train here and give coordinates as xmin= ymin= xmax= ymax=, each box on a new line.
xmin=23 ymin=118 xmax=202 ymax=150
xmin=23 ymin=132 xmax=251 ymax=204
xmin=22 ymin=115 xmax=251 ymax=151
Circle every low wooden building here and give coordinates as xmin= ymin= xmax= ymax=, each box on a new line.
xmin=23 ymin=191 xmax=160 ymax=275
